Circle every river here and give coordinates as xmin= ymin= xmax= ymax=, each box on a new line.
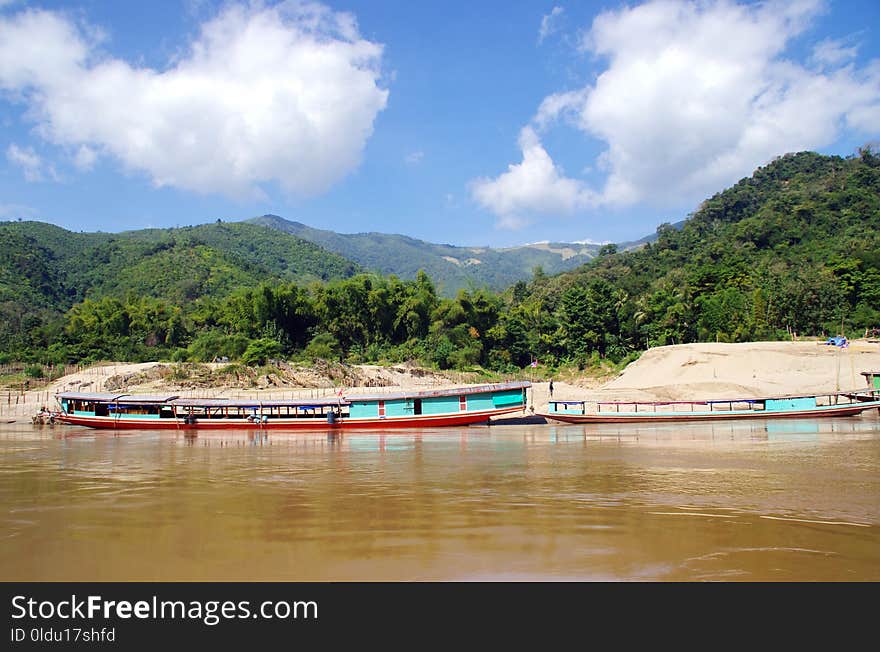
xmin=1 ymin=416 xmax=878 ymax=581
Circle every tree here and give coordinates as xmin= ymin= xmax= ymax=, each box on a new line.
xmin=241 ymin=338 xmax=283 ymax=366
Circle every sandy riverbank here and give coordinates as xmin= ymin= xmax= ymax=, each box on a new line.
xmin=4 ymin=340 xmax=880 ymax=423
xmin=557 ymin=339 xmax=880 ymax=401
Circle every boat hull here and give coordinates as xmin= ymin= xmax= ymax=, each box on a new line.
xmin=54 ymin=405 xmax=524 ymax=430
xmin=539 ymin=401 xmax=880 ymax=424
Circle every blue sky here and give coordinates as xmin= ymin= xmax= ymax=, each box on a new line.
xmin=1 ymin=0 xmax=878 ymax=247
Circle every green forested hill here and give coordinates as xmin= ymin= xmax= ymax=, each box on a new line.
xmin=0 ymin=221 xmax=359 ymax=304
xmin=66 ymin=221 xmax=360 ymax=302
xmin=0 ymin=220 xmax=360 ymax=356
xmin=509 ymin=148 xmax=880 ymax=363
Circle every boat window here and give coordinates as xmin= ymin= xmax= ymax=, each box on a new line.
xmin=112 ymin=405 xmax=159 ymax=415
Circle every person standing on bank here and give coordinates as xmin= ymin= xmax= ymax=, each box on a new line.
xmin=549 ymin=378 xmax=554 ymax=398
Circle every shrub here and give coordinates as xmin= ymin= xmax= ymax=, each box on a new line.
xmin=241 ymin=338 xmax=283 ymax=366
xmin=186 ymin=330 xmax=250 ymax=362
xmin=304 ymin=333 xmax=341 ymax=361
xmin=25 ymin=365 xmax=45 ymax=379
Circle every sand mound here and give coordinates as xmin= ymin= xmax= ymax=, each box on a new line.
xmin=604 ymin=341 xmax=877 ymax=400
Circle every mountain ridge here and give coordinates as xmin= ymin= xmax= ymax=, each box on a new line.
xmin=0 ymin=219 xmax=360 ymax=310
xmin=247 ymin=213 xmax=666 ymax=295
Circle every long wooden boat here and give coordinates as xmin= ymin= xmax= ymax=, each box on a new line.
xmin=539 ymin=389 xmax=880 ymax=424
xmin=52 ymin=381 xmax=531 ymax=430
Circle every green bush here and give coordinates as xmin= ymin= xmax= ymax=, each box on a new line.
xmin=241 ymin=338 xmax=283 ymax=366
xmin=25 ymin=365 xmax=44 ymax=379
xmin=304 ymin=332 xmax=341 ymax=361
xmin=186 ymin=330 xmax=249 ymax=362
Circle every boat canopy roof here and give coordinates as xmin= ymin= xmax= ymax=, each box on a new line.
xmin=577 ymin=398 xmax=768 ymax=406
xmin=347 ymin=380 xmax=530 ymax=402
xmin=551 ymin=389 xmax=873 ymax=407
xmin=57 ymin=392 xmax=126 ymax=402
xmin=58 ymin=381 xmax=531 ymax=407
xmin=57 ymin=391 xmax=344 ymax=408
xmin=57 ymin=392 xmax=180 ymax=403
xmin=170 ymin=397 xmax=345 ymax=408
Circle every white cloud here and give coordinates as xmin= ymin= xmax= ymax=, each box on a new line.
xmin=470 ymin=127 xmax=596 ymax=228
xmin=538 ymin=6 xmax=564 ymax=45
xmin=73 ymin=145 xmax=97 ymax=171
xmin=812 ymin=38 xmax=859 ymax=67
xmin=0 ymin=2 xmax=388 ymax=198
xmin=474 ymin=0 xmax=880 ymax=226
xmin=7 ymin=143 xmax=45 ymax=181
xmin=576 ymin=0 xmax=880 ymax=206
xmin=405 ymin=150 xmax=424 ymax=165
xmin=533 ymin=89 xmax=586 ymax=130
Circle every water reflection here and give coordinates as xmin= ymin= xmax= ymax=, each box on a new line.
xmin=1 ymin=416 xmax=879 ymax=581
xmin=542 ymin=416 xmax=869 ymax=444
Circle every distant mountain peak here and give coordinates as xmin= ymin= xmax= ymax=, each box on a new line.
xmin=246 ymin=214 xmax=622 ymax=295
xmin=253 ymin=214 xmax=305 ymax=227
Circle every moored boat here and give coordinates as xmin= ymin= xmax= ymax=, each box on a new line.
xmin=53 ymin=380 xmax=531 ymax=430
xmin=861 ymin=371 xmax=880 ymax=390
xmin=540 ymin=389 xmax=880 ymax=424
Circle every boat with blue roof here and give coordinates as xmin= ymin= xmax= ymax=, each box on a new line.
xmin=53 ymin=380 xmax=531 ymax=430
xmin=540 ymin=389 xmax=880 ymax=424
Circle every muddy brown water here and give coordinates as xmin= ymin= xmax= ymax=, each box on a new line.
xmin=1 ymin=416 xmax=878 ymax=581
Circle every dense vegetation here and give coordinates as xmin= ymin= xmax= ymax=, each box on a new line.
xmin=1 ymin=148 xmax=878 ymax=373
xmin=0 ymin=221 xmax=359 ymax=360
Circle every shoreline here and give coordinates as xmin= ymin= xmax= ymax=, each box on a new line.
xmin=4 ymin=340 xmax=880 ymax=424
